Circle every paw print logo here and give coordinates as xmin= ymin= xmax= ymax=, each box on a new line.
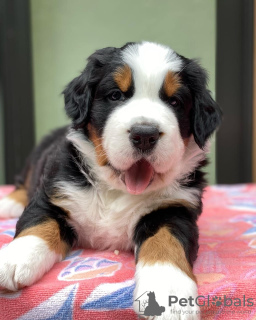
xmin=212 ymin=296 xmax=222 ymax=306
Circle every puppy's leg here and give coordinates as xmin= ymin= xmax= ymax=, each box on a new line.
xmin=133 ymin=206 xmax=200 ymax=320
xmin=0 ymin=192 xmax=76 ymax=290
xmin=0 ymin=188 xmax=28 ymax=218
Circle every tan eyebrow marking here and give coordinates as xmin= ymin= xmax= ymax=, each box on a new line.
xmin=164 ymin=71 xmax=181 ymax=97
xmin=114 ymin=64 xmax=132 ymax=92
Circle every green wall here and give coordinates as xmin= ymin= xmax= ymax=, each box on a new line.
xmin=30 ymin=0 xmax=216 ymax=184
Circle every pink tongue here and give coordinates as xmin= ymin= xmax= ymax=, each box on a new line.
xmin=124 ymin=159 xmax=154 ymax=195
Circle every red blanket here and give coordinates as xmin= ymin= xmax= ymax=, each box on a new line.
xmin=0 ymin=185 xmax=256 ymax=319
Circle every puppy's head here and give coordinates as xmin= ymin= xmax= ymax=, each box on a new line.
xmin=64 ymin=42 xmax=222 ymax=195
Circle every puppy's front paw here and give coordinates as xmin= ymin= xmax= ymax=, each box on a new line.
xmin=133 ymin=263 xmax=200 ymax=320
xmin=0 ymin=236 xmax=61 ymax=291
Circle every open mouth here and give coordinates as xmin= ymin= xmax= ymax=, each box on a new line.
xmin=121 ymin=159 xmax=155 ymax=195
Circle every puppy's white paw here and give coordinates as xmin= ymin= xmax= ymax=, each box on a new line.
xmin=0 ymin=197 xmax=24 ymax=218
xmin=133 ymin=263 xmax=200 ymax=320
xmin=0 ymin=235 xmax=61 ymax=291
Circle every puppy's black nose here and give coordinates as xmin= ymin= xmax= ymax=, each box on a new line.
xmin=129 ymin=124 xmax=160 ymax=152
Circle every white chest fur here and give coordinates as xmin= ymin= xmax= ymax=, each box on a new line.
xmin=52 ymin=182 xmax=200 ymax=251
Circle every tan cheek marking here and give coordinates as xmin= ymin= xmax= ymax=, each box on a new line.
xmin=183 ymin=137 xmax=190 ymax=147
xmin=16 ymin=220 xmax=69 ymax=257
xmin=8 ymin=188 xmax=28 ymax=207
xmin=138 ymin=227 xmax=196 ymax=282
xmin=114 ymin=64 xmax=132 ymax=92
xmin=87 ymin=123 xmax=108 ymax=166
xmin=164 ymin=71 xmax=181 ymax=97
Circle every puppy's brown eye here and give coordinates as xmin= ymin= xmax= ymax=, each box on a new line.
xmin=169 ymin=97 xmax=178 ymax=106
xmin=109 ymin=91 xmax=122 ymax=101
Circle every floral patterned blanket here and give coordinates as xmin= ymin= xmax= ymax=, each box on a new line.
xmin=0 ymin=184 xmax=256 ymax=319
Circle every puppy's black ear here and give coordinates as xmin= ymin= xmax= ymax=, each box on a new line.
xmin=193 ymin=89 xmax=222 ymax=149
xmin=63 ymin=47 xmax=117 ymax=128
xmin=63 ymin=71 xmax=92 ymax=128
xmin=183 ymin=59 xmax=222 ymax=149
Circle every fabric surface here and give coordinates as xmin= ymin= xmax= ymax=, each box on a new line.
xmin=0 ymin=184 xmax=256 ymax=319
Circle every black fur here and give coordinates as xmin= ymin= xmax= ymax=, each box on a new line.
xmin=179 ymin=159 xmax=208 ymax=192
xmin=178 ymin=57 xmax=222 ymax=149
xmin=15 ymin=127 xmax=68 ymax=199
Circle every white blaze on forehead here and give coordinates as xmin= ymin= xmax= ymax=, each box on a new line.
xmin=122 ymin=42 xmax=182 ymax=98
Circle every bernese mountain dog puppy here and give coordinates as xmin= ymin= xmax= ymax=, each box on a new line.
xmin=0 ymin=42 xmax=221 ymax=319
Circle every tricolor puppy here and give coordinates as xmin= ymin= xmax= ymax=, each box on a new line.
xmin=0 ymin=42 xmax=221 ymax=319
